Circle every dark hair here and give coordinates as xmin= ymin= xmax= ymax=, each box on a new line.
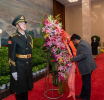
xmin=71 ymin=34 xmax=81 ymax=41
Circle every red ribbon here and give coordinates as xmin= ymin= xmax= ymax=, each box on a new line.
xmin=60 ymin=29 xmax=78 ymax=100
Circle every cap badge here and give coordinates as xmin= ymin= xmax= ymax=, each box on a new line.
xmin=20 ymin=16 xmax=24 ymax=19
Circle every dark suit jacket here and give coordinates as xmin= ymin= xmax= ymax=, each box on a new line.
xmin=72 ymin=39 xmax=97 ymax=75
xmin=8 ymin=31 xmax=33 ymax=93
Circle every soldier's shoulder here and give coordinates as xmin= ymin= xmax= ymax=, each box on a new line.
xmin=9 ymin=33 xmax=19 ymax=41
xmin=27 ymin=34 xmax=32 ymax=39
xmin=10 ymin=33 xmax=18 ymax=38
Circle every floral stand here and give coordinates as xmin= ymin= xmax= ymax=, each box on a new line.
xmin=44 ymin=52 xmax=63 ymax=99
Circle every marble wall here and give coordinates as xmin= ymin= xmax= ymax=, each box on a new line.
xmin=65 ymin=0 xmax=104 ymax=44
xmin=65 ymin=4 xmax=82 ymax=38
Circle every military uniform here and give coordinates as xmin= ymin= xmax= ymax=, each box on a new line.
xmin=8 ymin=15 xmax=33 ymax=94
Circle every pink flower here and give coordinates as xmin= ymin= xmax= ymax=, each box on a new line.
xmin=45 ymin=18 xmax=48 ymax=25
xmin=42 ymin=27 xmax=46 ymax=32
xmin=45 ymin=28 xmax=51 ymax=33
xmin=56 ymin=53 xmax=62 ymax=60
xmin=58 ymin=72 xmax=65 ymax=82
xmin=43 ymin=43 xmax=47 ymax=47
xmin=52 ymin=60 xmax=57 ymax=62
xmin=58 ymin=65 xmax=64 ymax=71
xmin=47 ymin=41 xmax=53 ymax=47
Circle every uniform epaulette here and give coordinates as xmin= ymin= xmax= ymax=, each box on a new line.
xmin=27 ymin=34 xmax=33 ymax=48
xmin=27 ymin=34 xmax=32 ymax=38
xmin=10 ymin=33 xmax=18 ymax=37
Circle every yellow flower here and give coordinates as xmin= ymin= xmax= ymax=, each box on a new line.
xmin=48 ymin=15 xmax=52 ymax=22
xmin=47 ymin=19 xmax=49 ymax=23
xmin=44 ymin=34 xmax=49 ymax=38
xmin=56 ymin=48 xmax=58 ymax=51
xmin=59 ymin=58 xmax=63 ymax=63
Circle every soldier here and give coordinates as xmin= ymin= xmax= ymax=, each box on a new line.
xmin=8 ymin=15 xmax=33 ymax=100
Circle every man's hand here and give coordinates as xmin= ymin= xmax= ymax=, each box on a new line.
xmin=12 ymin=72 xmax=18 ymax=81
xmin=70 ymin=57 xmax=73 ymax=63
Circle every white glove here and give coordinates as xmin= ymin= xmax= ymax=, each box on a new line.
xmin=12 ymin=72 xmax=18 ymax=81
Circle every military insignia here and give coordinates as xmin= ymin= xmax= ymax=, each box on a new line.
xmin=20 ymin=16 xmax=24 ymax=19
xmin=8 ymin=41 xmax=12 ymax=44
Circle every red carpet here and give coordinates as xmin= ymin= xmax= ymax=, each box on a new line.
xmin=3 ymin=53 xmax=104 ymax=100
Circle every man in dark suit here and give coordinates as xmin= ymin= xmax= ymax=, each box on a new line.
xmin=70 ymin=34 xmax=97 ymax=100
xmin=8 ymin=15 xmax=33 ymax=100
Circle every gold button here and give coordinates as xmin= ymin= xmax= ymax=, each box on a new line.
xmin=26 ymin=48 xmax=28 ymax=50
xmin=26 ymin=62 xmax=28 ymax=64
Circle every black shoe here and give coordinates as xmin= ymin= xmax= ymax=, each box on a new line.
xmin=75 ymin=94 xmax=84 ymax=99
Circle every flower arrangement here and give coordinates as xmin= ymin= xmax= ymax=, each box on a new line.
xmin=101 ymin=49 xmax=104 ymax=52
xmin=98 ymin=47 xmax=104 ymax=54
xmin=40 ymin=15 xmax=72 ymax=93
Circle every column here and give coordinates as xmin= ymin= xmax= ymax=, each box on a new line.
xmin=82 ymin=0 xmax=91 ymax=44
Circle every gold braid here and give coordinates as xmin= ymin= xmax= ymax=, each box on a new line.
xmin=10 ymin=33 xmax=18 ymax=37
xmin=27 ymin=34 xmax=33 ymax=48
xmin=9 ymin=58 xmax=16 ymax=66
xmin=10 ymin=33 xmax=22 ymax=37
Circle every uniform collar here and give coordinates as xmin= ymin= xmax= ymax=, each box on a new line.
xmin=19 ymin=32 xmax=25 ymax=35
